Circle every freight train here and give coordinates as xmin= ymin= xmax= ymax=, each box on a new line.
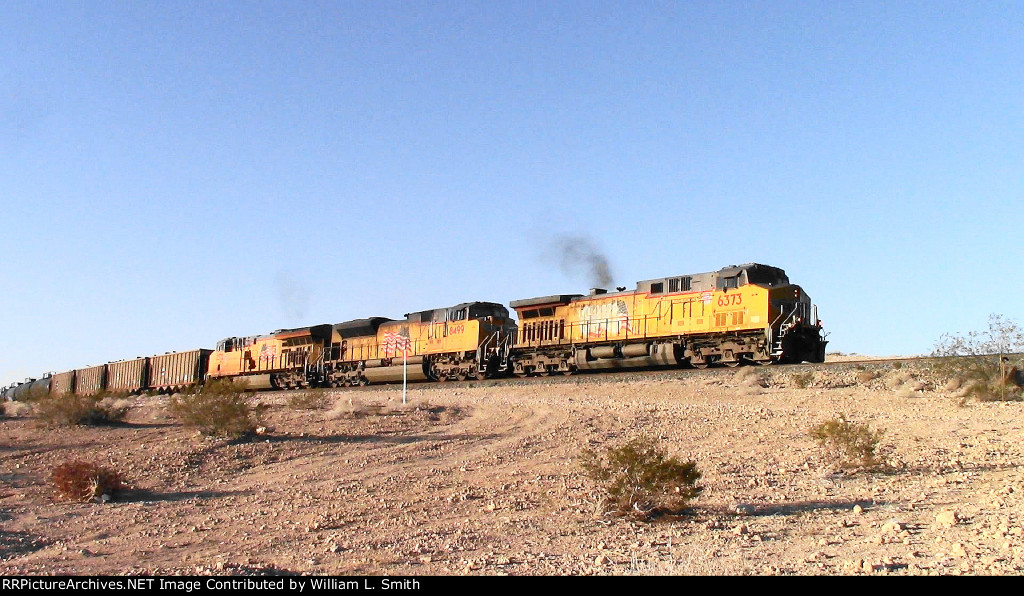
xmin=2 ymin=263 xmax=826 ymax=400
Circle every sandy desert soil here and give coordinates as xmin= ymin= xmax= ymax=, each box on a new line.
xmin=2 ymin=360 xmax=1023 ymax=576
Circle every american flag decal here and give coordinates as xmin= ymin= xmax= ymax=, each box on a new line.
xmin=617 ymin=300 xmax=632 ymax=333
xmin=580 ymin=300 xmax=633 ymax=338
xmin=382 ymin=330 xmax=412 ymax=357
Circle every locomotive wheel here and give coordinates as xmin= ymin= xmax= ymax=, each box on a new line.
xmin=475 ymin=371 xmax=488 ymax=381
xmin=456 ymin=372 xmax=468 ymax=382
xmin=691 ymin=362 xmax=708 ymax=370
xmin=438 ymin=374 xmax=449 ymax=382
xmin=724 ymin=361 xmax=741 ymax=368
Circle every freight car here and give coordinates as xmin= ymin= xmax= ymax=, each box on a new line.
xmin=508 ymin=263 xmax=826 ymax=376
xmin=2 ymin=349 xmax=213 ymax=401
xmin=2 ymin=263 xmax=826 ymax=398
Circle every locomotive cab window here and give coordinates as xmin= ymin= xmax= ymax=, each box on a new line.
xmin=651 ymin=282 xmax=664 ymax=294
xmin=469 ymin=303 xmax=509 ymax=319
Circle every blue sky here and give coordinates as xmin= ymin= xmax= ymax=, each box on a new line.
xmin=2 ymin=1 xmax=1022 ymax=386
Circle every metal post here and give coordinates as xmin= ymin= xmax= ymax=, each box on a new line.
xmin=402 ymin=349 xmax=408 ymax=405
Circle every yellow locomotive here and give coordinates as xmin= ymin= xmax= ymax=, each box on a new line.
xmin=509 ymin=263 xmax=826 ymax=375
xmin=208 ymin=325 xmax=335 ymax=389
xmin=207 ymin=301 xmax=516 ymax=389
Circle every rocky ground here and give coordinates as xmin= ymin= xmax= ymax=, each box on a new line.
xmin=1 ymin=359 xmax=1023 ymax=576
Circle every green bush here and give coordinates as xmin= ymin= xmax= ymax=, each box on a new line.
xmin=810 ymin=416 xmax=883 ymax=470
xmin=168 ymin=379 xmax=267 ymax=439
xmin=581 ymin=438 xmax=702 ymax=519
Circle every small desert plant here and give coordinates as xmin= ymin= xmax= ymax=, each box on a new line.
xmin=2 ymin=400 xmax=32 ymax=418
xmin=326 ymin=395 xmax=364 ymax=419
xmin=34 ymin=392 xmax=131 ymax=427
xmin=580 ymin=437 xmax=702 ymax=519
xmin=810 ymin=416 xmax=884 ymax=470
xmin=856 ymin=370 xmax=879 ymax=384
xmin=791 ymin=371 xmax=814 ymax=389
xmin=932 ymin=314 xmax=1024 ymax=402
xmin=734 ymin=367 xmax=768 ymax=388
xmin=288 ymin=390 xmax=330 ymax=410
xmin=50 ymin=460 xmax=126 ymax=503
xmin=168 ymin=379 xmax=267 ymax=439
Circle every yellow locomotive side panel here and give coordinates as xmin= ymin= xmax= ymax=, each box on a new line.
xmin=209 ymin=330 xmax=325 ymax=378
xmin=209 ymin=336 xmax=285 ymax=377
xmin=208 ymin=348 xmax=241 ymax=378
xmin=654 ymin=284 xmax=770 ymax=336
xmin=420 ymin=319 xmax=482 ymax=354
xmin=572 ymin=295 xmax=640 ymax=342
xmin=372 ymin=320 xmax=482 ymax=360
xmin=338 ymin=334 xmax=380 ymax=362
xmin=516 ymin=283 xmax=773 ymax=349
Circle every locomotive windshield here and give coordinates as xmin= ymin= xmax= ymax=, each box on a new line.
xmin=744 ymin=265 xmax=789 ymax=287
xmin=468 ymin=303 xmax=508 ymax=319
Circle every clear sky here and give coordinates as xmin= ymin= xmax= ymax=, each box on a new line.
xmin=2 ymin=1 xmax=1022 ymax=387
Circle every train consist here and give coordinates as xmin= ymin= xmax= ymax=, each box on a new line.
xmin=2 ymin=263 xmax=827 ymax=400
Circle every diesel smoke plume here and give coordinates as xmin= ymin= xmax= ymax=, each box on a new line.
xmin=552 ymin=234 xmax=614 ymax=288
xmin=275 ymin=271 xmax=310 ymax=323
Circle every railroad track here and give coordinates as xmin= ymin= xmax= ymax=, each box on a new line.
xmin=320 ymin=354 xmax=935 ymax=396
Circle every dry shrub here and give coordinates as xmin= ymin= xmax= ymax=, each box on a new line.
xmin=810 ymin=416 xmax=883 ymax=470
xmin=932 ymin=314 xmax=1024 ymax=402
xmin=885 ymin=370 xmax=913 ymax=390
xmin=856 ymin=370 xmax=879 ymax=384
xmin=97 ymin=396 xmax=132 ymax=419
xmin=168 ymin=379 xmax=267 ymax=439
xmin=734 ymin=367 xmax=769 ymax=392
xmin=790 ymin=371 xmax=814 ymax=389
xmin=51 ymin=460 xmax=125 ymax=503
xmin=581 ymin=437 xmax=702 ymax=520
xmin=288 ymin=390 xmax=330 ymax=410
xmin=34 ymin=392 xmax=131 ymax=427
xmin=3 ymin=400 xmax=33 ymax=418
xmin=325 ymin=395 xmax=394 ymax=419
xmin=326 ymin=395 xmax=365 ymax=420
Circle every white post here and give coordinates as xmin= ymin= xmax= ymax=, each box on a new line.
xmin=402 ymin=349 xmax=408 ymax=405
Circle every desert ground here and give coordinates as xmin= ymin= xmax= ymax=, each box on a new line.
xmin=2 ymin=358 xmax=1023 ymax=576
